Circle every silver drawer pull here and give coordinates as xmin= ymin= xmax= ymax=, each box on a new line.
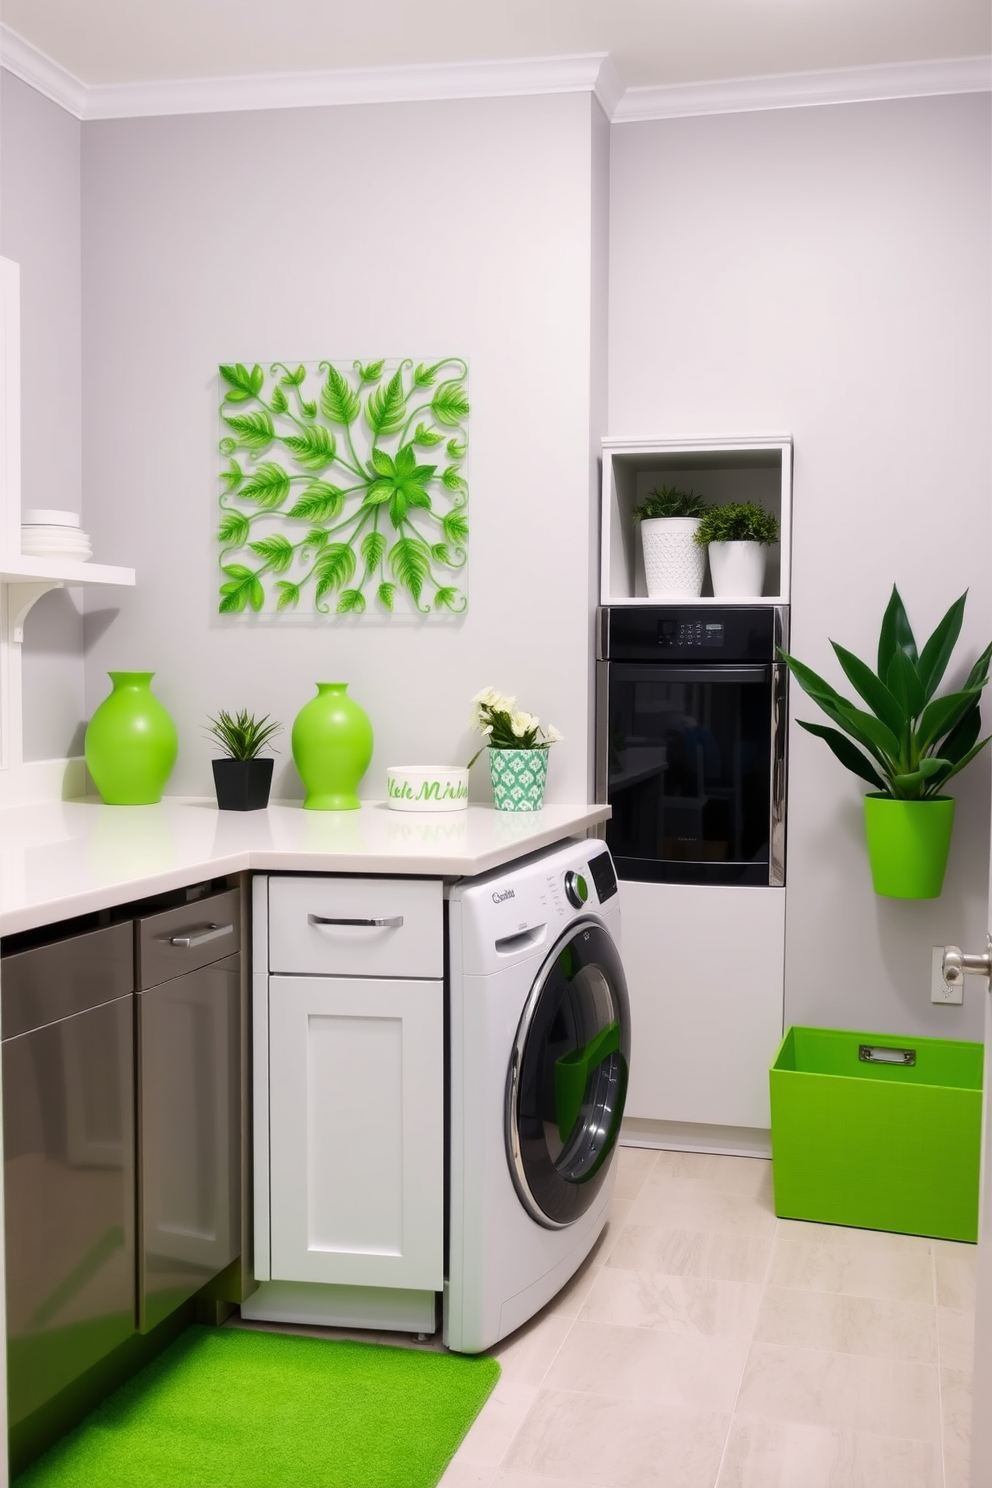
xmin=308 ymin=913 xmax=404 ymax=930
xmin=166 ymin=923 xmax=235 ymax=949
xmin=859 ymin=1043 xmax=916 ymax=1067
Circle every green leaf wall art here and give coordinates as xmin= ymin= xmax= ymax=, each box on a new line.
xmin=217 ymin=358 xmax=469 ymax=617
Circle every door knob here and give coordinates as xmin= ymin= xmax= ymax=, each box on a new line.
xmin=941 ymin=936 xmax=992 ymax=986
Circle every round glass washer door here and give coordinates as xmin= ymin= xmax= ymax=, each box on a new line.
xmin=506 ymin=918 xmax=630 ymax=1229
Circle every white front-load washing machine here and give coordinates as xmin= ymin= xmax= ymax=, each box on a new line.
xmin=444 ymin=837 xmax=629 ymax=1354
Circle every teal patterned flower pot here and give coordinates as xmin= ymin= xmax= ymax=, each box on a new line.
xmin=488 ymin=747 xmax=549 ymax=812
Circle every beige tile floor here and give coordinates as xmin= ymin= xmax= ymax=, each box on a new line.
xmin=237 ymin=1146 xmax=977 ymax=1488
xmin=437 ymin=1147 xmax=976 ymax=1488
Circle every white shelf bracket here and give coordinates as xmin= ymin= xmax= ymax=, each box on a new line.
xmin=9 ymin=580 xmax=63 ymax=643
xmin=0 ymin=580 xmax=64 ymax=771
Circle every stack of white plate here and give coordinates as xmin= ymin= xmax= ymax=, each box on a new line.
xmin=21 ymin=509 xmax=93 ymax=562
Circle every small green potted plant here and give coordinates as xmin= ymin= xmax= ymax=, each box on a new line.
xmin=467 ymin=688 xmax=563 ymax=812
xmin=206 ymin=708 xmax=282 ymax=811
xmin=632 ymin=485 xmax=709 ymax=599
xmin=694 ymin=501 xmax=779 ymax=597
xmin=780 ymin=585 xmax=992 ymax=898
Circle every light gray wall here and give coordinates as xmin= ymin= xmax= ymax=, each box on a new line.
xmin=609 ymin=93 xmax=992 ymax=1040
xmin=0 ymin=72 xmax=86 ymax=761
xmin=80 ymin=93 xmax=602 ymax=802
xmin=587 ymin=102 xmax=611 ymax=777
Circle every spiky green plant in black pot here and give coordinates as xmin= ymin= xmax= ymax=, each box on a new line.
xmin=206 ymin=709 xmax=282 ymax=811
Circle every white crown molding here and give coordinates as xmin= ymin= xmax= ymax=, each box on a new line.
xmin=0 ymin=24 xmax=88 ymax=117
xmin=1 ymin=25 xmax=988 ymax=125
xmin=0 ymin=29 xmax=615 ymax=121
xmin=614 ymin=55 xmax=992 ymax=122
xmin=592 ymin=55 xmax=625 ymax=120
xmin=83 ymin=52 xmax=617 ymax=121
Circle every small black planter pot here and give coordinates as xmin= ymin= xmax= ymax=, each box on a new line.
xmin=212 ymin=757 xmax=274 ymax=811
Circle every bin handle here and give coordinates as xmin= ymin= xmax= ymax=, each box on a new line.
xmin=859 ymin=1044 xmax=916 ymax=1067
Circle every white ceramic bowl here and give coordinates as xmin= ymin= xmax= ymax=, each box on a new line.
xmin=22 ymin=509 xmax=81 ymax=528
xmin=21 ymin=527 xmax=91 ymax=542
xmin=21 ymin=527 xmax=93 ymax=561
xmin=386 ymin=765 xmax=469 ymax=812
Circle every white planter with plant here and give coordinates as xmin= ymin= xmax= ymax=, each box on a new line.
xmin=695 ymin=502 xmax=780 ymax=598
xmin=632 ymin=486 xmax=709 ymax=599
xmin=467 ymin=688 xmax=562 ymax=812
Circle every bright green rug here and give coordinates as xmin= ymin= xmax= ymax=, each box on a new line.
xmin=15 ymin=1325 xmax=500 ymax=1488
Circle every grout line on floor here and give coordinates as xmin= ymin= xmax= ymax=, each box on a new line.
xmin=709 ymin=1204 xmax=782 ymax=1486
xmin=935 ymin=1244 xmax=951 ymax=1488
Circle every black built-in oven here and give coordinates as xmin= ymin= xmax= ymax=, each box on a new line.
xmin=596 ymin=606 xmax=788 ymax=886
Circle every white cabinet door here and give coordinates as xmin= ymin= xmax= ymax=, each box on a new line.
xmin=267 ymin=974 xmax=443 ymax=1291
xmin=621 ymin=880 xmax=785 ymax=1130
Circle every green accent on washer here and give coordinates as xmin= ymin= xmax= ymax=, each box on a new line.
xmin=556 ymin=942 xmax=580 ymax=980
xmin=555 ymin=1021 xmax=621 ymax=1145
xmin=770 ymin=1025 xmax=983 ymax=1242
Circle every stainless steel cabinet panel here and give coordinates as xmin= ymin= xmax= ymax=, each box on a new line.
xmin=138 ymin=954 xmax=240 ymax=1333
xmin=3 ymin=994 xmax=135 ymax=1427
xmin=2 ymin=922 xmax=133 ymax=1040
xmin=137 ymin=889 xmax=240 ymax=990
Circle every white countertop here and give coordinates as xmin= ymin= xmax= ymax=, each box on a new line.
xmin=0 ymin=797 xmax=611 ymax=936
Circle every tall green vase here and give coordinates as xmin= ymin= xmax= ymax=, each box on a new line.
xmin=85 ymin=672 xmax=178 ymax=805
xmin=292 ymin=682 xmax=373 ymax=810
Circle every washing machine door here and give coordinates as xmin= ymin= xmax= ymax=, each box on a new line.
xmin=506 ymin=919 xmax=630 ymax=1229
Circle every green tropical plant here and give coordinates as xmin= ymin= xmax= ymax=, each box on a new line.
xmin=632 ymin=485 xmax=709 ymax=521
xmin=694 ymin=502 xmax=779 ymax=546
xmin=780 ymin=586 xmax=992 ymax=801
xmin=217 ymin=358 xmax=469 ymax=616
xmin=205 ymin=709 xmax=282 ymax=761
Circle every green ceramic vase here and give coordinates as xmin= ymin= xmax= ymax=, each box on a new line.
xmin=292 ymin=682 xmax=373 ymax=810
xmin=863 ymin=793 xmax=956 ymax=899
xmin=85 ymin=672 xmax=179 ymax=805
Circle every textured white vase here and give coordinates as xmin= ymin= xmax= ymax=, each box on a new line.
xmin=639 ymin=518 xmax=705 ymax=599
xmin=707 ymin=541 xmax=767 ymax=598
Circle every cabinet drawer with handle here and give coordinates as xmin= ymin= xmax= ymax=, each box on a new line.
xmin=267 ymin=876 xmax=442 ymax=978
xmin=137 ymin=889 xmax=241 ymax=989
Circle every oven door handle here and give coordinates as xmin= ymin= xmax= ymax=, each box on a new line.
xmin=608 ymin=663 xmax=771 ymax=685
xmin=769 ymin=660 xmax=789 ymax=887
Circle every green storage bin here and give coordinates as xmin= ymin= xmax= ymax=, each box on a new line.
xmin=770 ymin=1026 xmax=984 ymax=1242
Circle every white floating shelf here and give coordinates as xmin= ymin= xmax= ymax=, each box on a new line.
xmin=600 ymin=593 xmax=788 ymax=607
xmin=0 ymin=556 xmax=135 ymax=586
xmin=600 ymin=435 xmax=793 ymax=608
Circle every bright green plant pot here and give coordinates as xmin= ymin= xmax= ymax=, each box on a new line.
xmin=863 ymin=794 xmax=956 ymax=899
xmin=85 ymin=672 xmax=178 ymax=805
xmin=292 ymin=682 xmax=373 ymax=810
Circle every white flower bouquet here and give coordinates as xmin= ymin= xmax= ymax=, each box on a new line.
xmin=467 ymin=687 xmax=563 ymax=769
